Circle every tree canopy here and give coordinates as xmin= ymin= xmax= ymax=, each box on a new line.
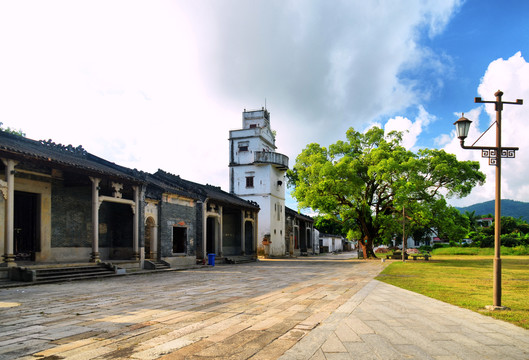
xmin=0 ymin=122 xmax=25 ymax=137
xmin=288 ymin=127 xmax=485 ymax=258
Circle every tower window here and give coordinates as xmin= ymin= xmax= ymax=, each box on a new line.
xmin=246 ymin=176 xmax=254 ymax=188
xmin=238 ymin=141 xmax=249 ymax=152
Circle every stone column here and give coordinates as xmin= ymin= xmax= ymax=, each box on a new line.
xmin=2 ymin=159 xmax=17 ymax=265
xmin=219 ymin=206 xmax=223 ymax=257
xmin=201 ymin=200 xmax=207 ymax=260
xmin=151 ymin=224 xmax=158 ymax=260
xmin=89 ymin=177 xmax=101 ymax=262
xmin=254 ymin=211 xmax=259 ymax=256
xmin=241 ymin=210 xmax=245 ymax=255
xmin=132 ymin=185 xmax=139 ymax=260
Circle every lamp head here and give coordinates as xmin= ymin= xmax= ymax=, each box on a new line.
xmin=454 ymin=114 xmax=472 ymax=141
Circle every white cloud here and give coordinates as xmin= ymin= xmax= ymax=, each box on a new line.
xmin=0 ymin=0 xmax=462 ymax=193
xmin=444 ymin=52 xmax=529 ymax=207
xmin=384 ymin=106 xmax=436 ymax=150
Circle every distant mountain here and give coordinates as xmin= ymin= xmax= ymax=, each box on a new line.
xmin=456 ymin=199 xmax=529 ymax=222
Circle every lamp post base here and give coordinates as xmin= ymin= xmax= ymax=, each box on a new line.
xmin=485 ymin=305 xmax=511 ymax=311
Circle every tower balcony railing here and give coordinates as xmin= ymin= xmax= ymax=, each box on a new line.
xmin=254 ymin=151 xmax=289 ymax=170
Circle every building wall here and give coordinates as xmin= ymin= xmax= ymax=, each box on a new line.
xmin=159 ymin=193 xmax=197 ymax=266
xmin=321 ymin=236 xmax=343 ymax=252
xmin=50 ymin=180 xmax=92 ymax=261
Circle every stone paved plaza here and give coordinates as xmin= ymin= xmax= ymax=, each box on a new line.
xmin=1 ymin=254 xmax=528 ymax=359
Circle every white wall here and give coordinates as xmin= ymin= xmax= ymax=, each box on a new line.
xmin=321 ymin=236 xmax=343 ymax=252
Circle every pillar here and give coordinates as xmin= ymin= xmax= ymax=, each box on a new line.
xmin=151 ymin=224 xmax=158 ymax=260
xmin=2 ymin=159 xmax=17 ymax=265
xmin=254 ymin=211 xmax=259 ymax=256
xmin=202 ymin=200 xmax=207 ymax=260
xmin=89 ymin=177 xmax=101 ymax=262
xmin=219 ymin=206 xmax=223 ymax=257
xmin=132 ymin=185 xmax=139 ymax=260
xmin=241 ymin=210 xmax=245 ymax=255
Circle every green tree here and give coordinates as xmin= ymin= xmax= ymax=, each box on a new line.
xmin=0 ymin=122 xmax=25 ymax=137
xmin=313 ymin=215 xmax=347 ymax=236
xmin=470 ymin=215 xmax=529 ymax=248
xmin=464 ymin=210 xmax=479 ymax=232
xmin=288 ymin=127 xmax=485 ymax=258
xmin=433 ymin=201 xmax=469 ymax=244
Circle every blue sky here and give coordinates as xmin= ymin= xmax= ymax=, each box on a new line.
xmin=411 ymin=0 xmax=529 ymax=149
xmin=1 ymin=0 xmax=528 ymax=209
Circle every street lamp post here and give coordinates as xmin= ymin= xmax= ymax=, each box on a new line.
xmin=453 ymin=90 xmax=522 ymax=310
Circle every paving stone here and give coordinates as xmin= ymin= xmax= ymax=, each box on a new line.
xmin=307 ymin=348 xmax=326 ymax=360
xmin=393 ymin=344 xmax=436 ymax=360
xmin=341 ymin=341 xmax=380 ymax=359
xmin=334 ymin=322 xmax=362 ymax=343
xmin=434 ymin=340 xmax=487 ymax=360
xmin=343 ymin=317 xmax=375 ymax=335
xmin=488 ymin=344 xmax=529 ymax=360
xmin=321 ymin=331 xmax=348 ymax=353
xmin=157 ymin=339 xmax=214 ymax=360
xmin=1 ymin=254 xmax=528 ymax=360
xmin=361 ymin=333 xmax=403 ymax=360
xmin=362 ymin=320 xmax=411 ymax=345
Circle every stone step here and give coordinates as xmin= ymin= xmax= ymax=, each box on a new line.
xmin=10 ymin=264 xmax=122 ymax=283
xmin=35 ymin=267 xmax=116 ymax=281
xmin=224 ymin=256 xmax=256 ymax=264
xmin=144 ymin=260 xmax=171 ymax=270
xmin=36 ymin=266 xmax=112 ymax=276
xmin=152 ymin=263 xmax=170 ymax=270
xmin=35 ymin=272 xmax=120 ymax=284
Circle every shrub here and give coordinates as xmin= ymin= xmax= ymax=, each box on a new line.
xmin=505 ymin=245 xmax=529 ymax=255
xmin=419 ymin=245 xmax=432 ymax=253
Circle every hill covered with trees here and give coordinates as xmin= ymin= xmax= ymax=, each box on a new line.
xmin=456 ymin=199 xmax=529 ymax=222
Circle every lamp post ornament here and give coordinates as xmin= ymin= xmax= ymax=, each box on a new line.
xmin=454 ymin=90 xmax=522 ymax=310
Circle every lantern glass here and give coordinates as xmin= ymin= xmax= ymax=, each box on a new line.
xmin=454 ymin=116 xmax=472 ymax=140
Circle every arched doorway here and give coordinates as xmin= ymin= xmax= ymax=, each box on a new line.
xmin=145 ymin=216 xmax=156 ymax=260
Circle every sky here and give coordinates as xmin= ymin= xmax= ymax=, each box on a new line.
xmin=1 ymin=0 xmax=529 ymax=209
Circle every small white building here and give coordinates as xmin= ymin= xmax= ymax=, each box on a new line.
xmin=319 ymin=233 xmax=344 ymax=253
xmin=229 ymin=108 xmax=289 ymax=257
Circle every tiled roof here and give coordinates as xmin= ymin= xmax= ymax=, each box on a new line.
xmin=285 ymin=206 xmax=314 ymax=222
xmin=152 ymin=170 xmax=259 ymax=210
xmin=0 ymin=130 xmax=143 ymax=183
xmin=0 ymin=131 xmax=258 ymax=211
xmin=143 ymin=172 xmax=200 ymax=200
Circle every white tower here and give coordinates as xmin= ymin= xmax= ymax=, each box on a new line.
xmin=229 ymin=108 xmax=289 ymax=257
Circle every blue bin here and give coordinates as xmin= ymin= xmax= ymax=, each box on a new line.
xmin=208 ymin=253 xmax=216 ymax=266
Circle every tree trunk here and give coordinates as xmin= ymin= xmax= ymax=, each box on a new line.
xmin=360 ymin=237 xmax=377 ymax=259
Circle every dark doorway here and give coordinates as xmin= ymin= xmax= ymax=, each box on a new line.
xmin=206 ymin=217 xmax=216 ymax=254
xmin=172 ymin=227 xmax=187 ymax=254
xmin=14 ymin=191 xmax=39 ymax=261
xmin=245 ymin=221 xmax=253 ymax=254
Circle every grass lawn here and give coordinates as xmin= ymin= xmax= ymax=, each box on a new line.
xmin=376 ymin=255 xmax=529 ymax=329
